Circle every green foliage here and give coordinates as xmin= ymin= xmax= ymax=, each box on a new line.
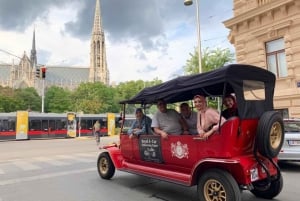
xmin=184 ymin=47 xmax=234 ymax=109
xmin=184 ymin=47 xmax=234 ymax=74
xmin=0 ymin=87 xmax=41 ymax=112
xmin=0 ymin=79 xmax=165 ymax=114
xmin=0 ymin=47 xmax=234 ymax=113
xmin=14 ymin=87 xmax=41 ymax=111
xmin=0 ymin=95 xmax=19 ymax=112
xmin=71 ymin=82 xmax=118 ymax=114
xmin=45 ymin=86 xmax=72 ymax=113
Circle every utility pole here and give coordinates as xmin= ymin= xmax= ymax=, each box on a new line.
xmin=184 ymin=0 xmax=202 ymax=73
xmin=42 ymin=78 xmax=45 ymax=113
xmin=40 ymin=66 xmax=47 ymax=113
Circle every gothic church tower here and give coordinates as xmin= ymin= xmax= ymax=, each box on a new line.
xmin=89 ymin=0 xmax=109 ymax=85
xmin=30 ymin=29 xmax=37 ymax=69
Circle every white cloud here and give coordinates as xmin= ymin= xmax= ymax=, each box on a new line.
xmin=0 ymin=0 xmax=234 ymax=84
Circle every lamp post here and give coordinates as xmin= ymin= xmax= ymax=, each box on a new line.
xmin=184 ymin=0 xmax=202 ymax=74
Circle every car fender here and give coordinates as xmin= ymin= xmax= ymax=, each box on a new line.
xmin=100 ymin=146 xmax=124 ymax=169
xmin=190 ymin=158 xmax=240 ymax=186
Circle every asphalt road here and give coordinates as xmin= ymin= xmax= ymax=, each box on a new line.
xmin=0 ymin=137 xmax=299 ymax=201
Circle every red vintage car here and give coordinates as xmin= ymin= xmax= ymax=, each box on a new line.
xmin=97 ymin=64 xmax=284 ymax=201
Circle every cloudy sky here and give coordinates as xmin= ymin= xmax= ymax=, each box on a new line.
xmin=0 ymin=0 xmax=234 ymax=84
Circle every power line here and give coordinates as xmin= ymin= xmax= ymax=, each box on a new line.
xmin=0 ymin=48 xmax=22 ymax=60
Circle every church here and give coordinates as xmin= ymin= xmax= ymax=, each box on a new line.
xmin=0 ymin=0 xmax=109 ymax=91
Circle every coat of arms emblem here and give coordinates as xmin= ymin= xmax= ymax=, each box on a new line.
xmin=171 ymin=141 xmax=189 ymax=159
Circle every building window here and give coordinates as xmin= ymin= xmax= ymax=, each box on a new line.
xmin=265 ymin=38 xmax=287 ymax=78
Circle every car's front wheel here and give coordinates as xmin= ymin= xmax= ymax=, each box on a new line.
xmin=197 ymin=168 xmax=241 ymax=201
xmin=97 ymin=152 xmax=115 ymax=180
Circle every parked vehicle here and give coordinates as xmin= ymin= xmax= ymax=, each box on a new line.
xmin=278 ymin=118 xmax=300 ymax=161
xmin=97 ymin=64 xmax=284 ymax=201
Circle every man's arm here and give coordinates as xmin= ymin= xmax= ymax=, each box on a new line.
xmin=154 ymin=127 xmax=168 ymax=138
xmin=127 ymin=120 xmax=137 ymax=135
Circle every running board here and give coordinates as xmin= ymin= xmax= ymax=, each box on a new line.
xmin=120 ymin=161 xmax=192 ymax=186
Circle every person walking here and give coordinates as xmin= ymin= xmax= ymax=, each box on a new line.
xmin=93 ymin=120 xmax=101 ymax=145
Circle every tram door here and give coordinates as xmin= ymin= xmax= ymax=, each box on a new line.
xmin=16 ymin=111 xmax=29 ymax=140
xmin=107 ymin=113 xmax=115 ymax=136
xmin=67 ymin=112 xmax=77 ymax=137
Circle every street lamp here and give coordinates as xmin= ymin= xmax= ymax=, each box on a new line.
xmin=184 ymin=0 xmax=202 ymax=73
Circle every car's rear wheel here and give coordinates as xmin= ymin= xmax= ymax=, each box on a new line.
xmin=197 ymin=168 xmax=241 ymax=201
xmin=251 ymin=174 xmax=283 ymax=199
xmin=97 ymin=152 xmax=115 ymax=179
xmin=256 ymin=111 xmax=284 ymax=158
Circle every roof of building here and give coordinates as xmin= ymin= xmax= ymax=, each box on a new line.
xmin=45 ymin=66 xmax=89 ymax=83
xmin=0 ymin=64 xmax=89 ymax=84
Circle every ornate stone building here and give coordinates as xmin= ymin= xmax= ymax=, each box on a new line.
xmin=89 ymin=0 xmax=109 ymax=84
xmin=224 ymin=0 xmax=300 ymax=117
xmin=0 ymin=0 xmax=109 ymax=91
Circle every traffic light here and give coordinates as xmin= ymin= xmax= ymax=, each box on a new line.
xmin=41 ymin=67 xmax=46 ymax=79
xmin=36 ymin=68 xmax=41 ymax=79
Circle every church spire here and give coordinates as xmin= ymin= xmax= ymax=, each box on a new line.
xmin=93 ymin=0 xmax=102 ymax=34
xmin=30 ymin=28 xmax=37 ymax=68
xmin=89 ymin=0 xmax=109 ymax=85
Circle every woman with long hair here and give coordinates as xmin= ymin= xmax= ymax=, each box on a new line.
xmin=221 ymin=94 xmax=238 ymax=119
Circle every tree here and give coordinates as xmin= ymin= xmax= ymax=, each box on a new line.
xmin=0 ymin=95 xmax=19 ymax=112
xmin=184 ymin=47 xmax=234 ymax=75
xmin=115 ymin=79 xmax=163 ymax=114
xmin=14 ymin=87 xmax=41 ymax=111
xmin=45 ymin=86 xmax=72 ymax=113
xmin=72 ymin=82 xmax=118 ymax=114
xmin=184 ymin=47 xmax=235 ymax=109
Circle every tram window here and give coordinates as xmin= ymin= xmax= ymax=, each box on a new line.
xmin=56 ymin=119 xmax=66 ymax=130
xmin=0 ymin=120 xmax=5 ymax=131
xmin=49 ymin=120 xmax=55 ymax=131
xmin=80 ymin=120 xmax=87 ymax=129
xmin=42 ymin=120 xmax=48 ymax=131
xmin=1 ymin=120 xmax=12 ymax=131
xmin=99 ymin=119 xmax=105 ymax=128
xmin=8 ymin=120 xmax=15 ymax=131
xmin=1 ymin=120 xmax=8 ymax=131
xmin=86 ymin=120 xmax=93 ymax=130
xmin=30 ymin=120 xmax=41 ymax=130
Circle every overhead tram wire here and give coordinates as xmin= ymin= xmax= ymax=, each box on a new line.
xmin=0 ymin=48 xmax=45 ymax=67
xmin=0 ymin=48 xmax=22 ymax=60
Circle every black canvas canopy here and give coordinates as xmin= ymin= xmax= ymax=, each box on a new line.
xmin=121 ymin=64 xmax=274 ymax=101
xmin=120 ymin=64 xmax=276 ymax=119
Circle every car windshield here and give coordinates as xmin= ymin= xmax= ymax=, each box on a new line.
xmin=284 ymin=121 xmax=300 ymax=132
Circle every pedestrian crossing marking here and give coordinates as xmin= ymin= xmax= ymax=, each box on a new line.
xmin=0 ymin=168 xmax=94 ymax=186
xmin=0 ymin=152 xmax=98 ymax=175
xmin=12 ymin=161 xmax=41 ymax=171
xmin=76 ymin=153 xmax=97 ymax=157
xmin=34 ymin=156 xmax=70 ymax=166
xmin=56 ymin=155 xmax=94 ymax=163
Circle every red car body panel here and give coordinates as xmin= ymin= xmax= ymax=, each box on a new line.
xmin=105 ymin=117 xmax=279 ymax=186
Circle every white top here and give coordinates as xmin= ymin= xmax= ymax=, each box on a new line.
xmin=151 ymin=109 xmax=182 ymax=135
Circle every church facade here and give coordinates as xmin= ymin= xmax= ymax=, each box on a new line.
xmin=0 ymin=0 xmax=109 ymax=91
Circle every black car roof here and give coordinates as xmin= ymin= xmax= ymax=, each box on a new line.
xmin=120 ymin=64 xmax=276 ymax=105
